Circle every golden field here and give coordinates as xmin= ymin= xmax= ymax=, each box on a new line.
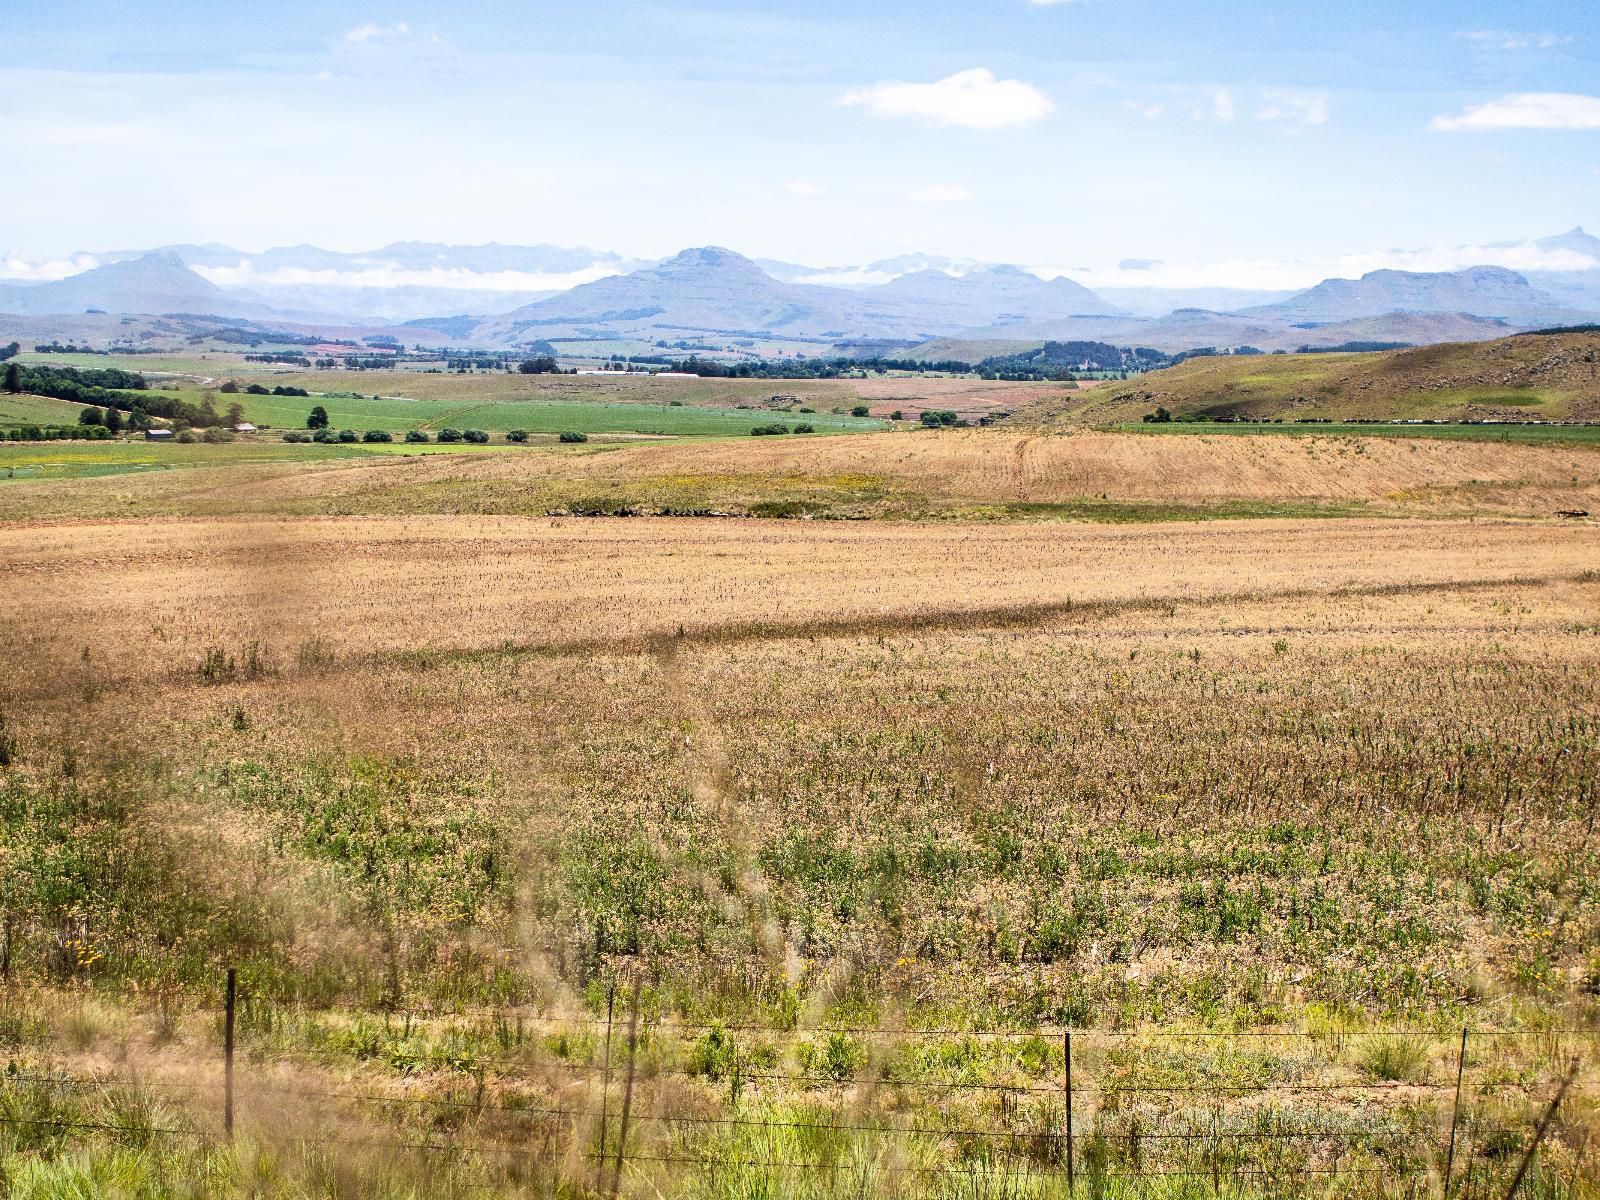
xmin=2 ymin=427 xmax=1598 ymax=522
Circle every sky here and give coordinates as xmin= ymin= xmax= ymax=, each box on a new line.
xmin=2 ymin=0 xmax=1598 ymax=291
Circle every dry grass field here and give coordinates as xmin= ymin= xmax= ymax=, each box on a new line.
xmin=3 ymin=429 xmax=1599 ymax=1197
xmin=3 ymin=427 xmax=1598 ymax=523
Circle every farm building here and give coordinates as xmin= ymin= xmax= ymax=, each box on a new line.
xmin=143 ymin=428 xmax=173 ymax=441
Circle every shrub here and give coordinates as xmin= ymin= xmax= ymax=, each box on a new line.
xmin=505 ymin=430 xmax=529 ymax=443
xmin=404 ymin=430 xmax=430 ymax=443
xmin=920 ymin=409 xmax=959 ymax=428
xmin=437 ymin=428 xmax=463 ymax=443
xmin=200 ymin=428 xmax=233 ymax=443
xmin=337 ymin=428 xmax=359 ymax=443
xmin=558 ymin=431 xmax=588 ymax=444
xmin=281 ymin=431 xmax=309 ymax=443
xmin=175 ymin=431 xmax=197 ymax=443
xmin=362 ymin=429 xmax=393 ymax=443
xmin=245 ymin=383 xmax=270 ymax=395
xmin=312 ymin=428 xmax=338 ymax=444
xmin=1358 ymin=1038 xmax=1428 ymax=1082
xmin=462 ymin=429 xmax=489 ymax=444
xmin=751 ymin=423 xmax=790 ymax=436
xmin=794 ymin=423 xmax=815 ymax=433
xmin=851 ymin=405 xmax=870 ymax=417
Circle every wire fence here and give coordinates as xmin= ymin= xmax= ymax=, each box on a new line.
xmin=1 ymin=971 xmax=1592 ymax=1198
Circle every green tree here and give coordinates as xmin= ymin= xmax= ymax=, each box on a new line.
xmin=103 ymin=407 xmax=123 ymax=433
xmin=78 ymin=406 xmax=103 ymax=426
xmin=225 ymin=402 xmax=246 ymax=426
xmin=307 ymin=405 xmax=330 ymax=430
xmin=2 ymin=363 xmax=19 ymax=394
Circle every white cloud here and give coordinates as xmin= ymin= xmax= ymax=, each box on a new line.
xmin=1044 ymin=238 xmax=1600 ymax=293
xmin=785 ymin=181 xmax=825 ymax=196
xmin=840 ymin=68 xmax=1053 ymax=130
xmin=1125 ymin=100 xmax=1166 ymax=120
xmin=1211 ymin=87 xmax=1236 ymax=121
xmin=1456 ymin=31 xmax=1572 ymax=51
xmin=1432 ymin=92 xmax=1600 ymax=132
xmin=909 ymin=184 xmax=973 ymax=204
xmin=0 ymin=252 xmax=104 ymax=282
xmin=1257 ymin=88 xmax=1329 ymax=126
xmin=193 ymin=262 xmax=622 ymax=293
xmin=345 ymin=21 xmax=410 ymax=44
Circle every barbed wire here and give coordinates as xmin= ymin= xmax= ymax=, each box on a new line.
xmin=5 ymin=980 xmax=1597 ymax=1043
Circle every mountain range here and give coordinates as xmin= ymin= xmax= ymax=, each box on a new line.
xmin=2 ymin=231 xmax=1597 ymax=354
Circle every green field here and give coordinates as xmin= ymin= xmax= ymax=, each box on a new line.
xmin=231 ymin=391 xmax=887 ymax=436
xmin=0 ymin=392 xmax=96 ymax=427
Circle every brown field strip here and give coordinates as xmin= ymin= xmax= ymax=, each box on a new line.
xmin=3 ymin=515 xmax=1596 ymax=696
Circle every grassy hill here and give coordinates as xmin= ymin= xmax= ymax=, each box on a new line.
xmin=1014 ymin=330 xmax=1600 ymax=425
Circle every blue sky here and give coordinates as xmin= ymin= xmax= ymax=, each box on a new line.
xmin=3 ymin=0 xmax=1597 ymax=288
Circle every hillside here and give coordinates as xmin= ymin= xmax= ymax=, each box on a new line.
xmin=1036 ymin=330 xmax=1600 ymax=425
xmin=1239 ymin=264 xmax=1591 ymax=326
xmin=912 ymin=309 xmax=1516 ymax=358
xmin=471 ymin=248 xmax=1122 ymax=346
xmin=0 ymin=251 xmax=276 ymax=319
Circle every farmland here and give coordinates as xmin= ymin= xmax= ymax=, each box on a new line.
xmin=2 ymin=350 xmax=1599 ymax=1199
xmin=2 ymin=501 xmax=1599 ymax=1197
xmin=2 ymin=426 xmax=1597 ymax=522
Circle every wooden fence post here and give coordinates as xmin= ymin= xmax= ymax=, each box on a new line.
xmin=608 ymin=973 xmax=643 ymax=1200
xmin=223 ymin=967 xmax=237 ymax=1138
xmin=595 ymin=979 xmax=617 ymax=1195
xmin=1064 ymin=1030 xmax=1075 ymax=1195
xmin=1444 ymin=1027 xmax=1468 ymax=1197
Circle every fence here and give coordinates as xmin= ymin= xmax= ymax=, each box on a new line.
xmin=0 ymin=971 xmax=1593 ymax=1198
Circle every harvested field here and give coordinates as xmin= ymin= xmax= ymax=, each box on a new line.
xmin=3 ymin=427 xmax=1598 ymax=521
xmin=3 ymin=516 xmax=1596 ymax=693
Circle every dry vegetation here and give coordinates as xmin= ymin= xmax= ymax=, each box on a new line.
xmin=3 ymin=427 xmax=1598 ymax=523
xmin=2 ymin=504 xmax=1599 ymax=1196
xmin=1056 ymin=332 xmax=1600 ymax=425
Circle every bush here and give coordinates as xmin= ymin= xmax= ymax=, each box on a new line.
xmin=362 ymin=430 xmax=393 ymax=443
xmin=851 ymin=405 xmax=870 ymax=417
xmin=505 ymin=430 xmax=529 ymax=443
xmin=920 ymin=409 xmax=959 ymax=428
xmin=750 ymin=423 xmax=790 ymax=436
xmin=337 ymin=428 xmax=359 ymax=443
xmin=312 ymin=428 xmax=338 ymax=444
xmin=245 ymin=383 xmax=270 ymax=395
xmin=794 ymin=423 xmax=815 ymax=433
xmin=1358 ymin=1038 xmax=1428 ymax=1082
xmin=281 ymin=431 xmax=309 ymax=443
xmin=404 ymin=430 xmax=430 ymax=443
xmin=462 ymin=429 xmax=489 ymax=444
xmin=558 ymin=431 xmax=588 ymax=444
xmin=437 ymin=428 xmax=463 ymax=443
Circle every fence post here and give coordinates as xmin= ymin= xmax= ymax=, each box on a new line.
xmin=608 ymin=973 xmax=643 ymax=1200
xmin=595 ymin=979 xmax=617 ymax=1196
xmin=1503 ymin=1057 xmax=1579 ymax=1200
xmin=223 ymin=967 xmax=237 ymax=1138
xmin=1444 ymin=1027 xmax=1468 ymax=1197
xmin=1064 ymin=1030 xmax=1075 ymax=1195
